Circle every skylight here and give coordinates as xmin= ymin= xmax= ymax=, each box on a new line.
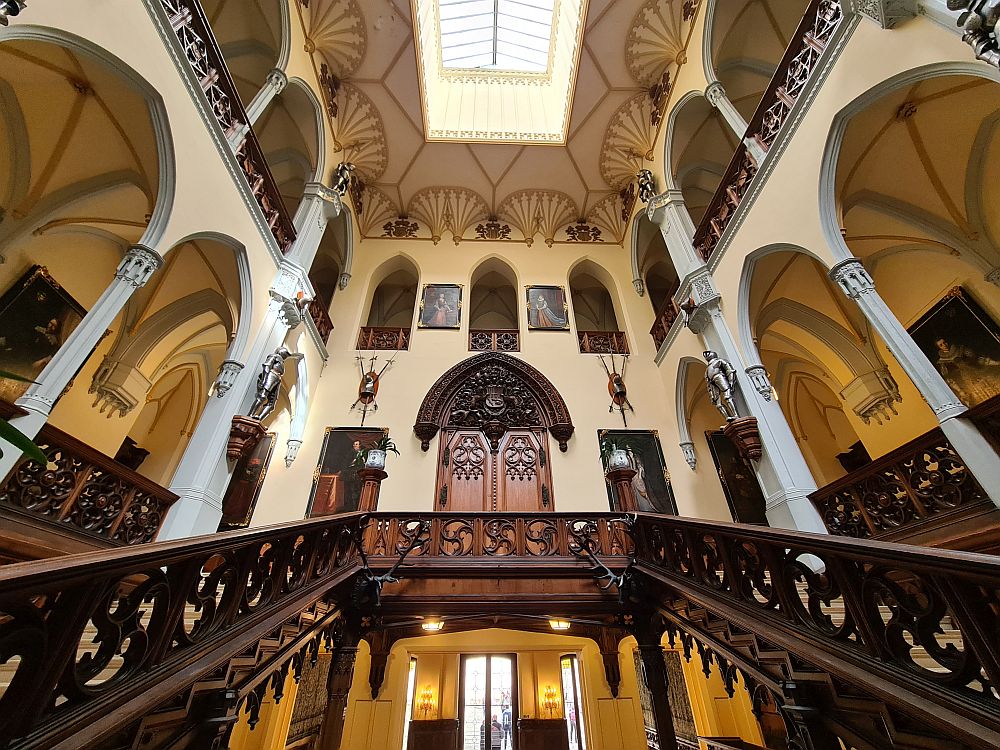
xmin=439 ymin=0 xmax=556 ymax=72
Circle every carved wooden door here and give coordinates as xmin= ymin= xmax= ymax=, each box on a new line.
xmin=437 ymin=428 xmax=553 ymax=511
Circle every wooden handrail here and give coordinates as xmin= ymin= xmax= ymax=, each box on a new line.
xmin=159 ymin=0 xmax=297 ymax=253
xmin=692 ymin=0 xmax=843 ymax=263
xmin=0 ymin=422 xmax=179 ymax=546
xmin=809 ymin=414 xmax=991 ymax=539
xmin=308 ymin=293 xmax=334 ymax=345
xmin=648 ymin=296 xmax=680 ymax=350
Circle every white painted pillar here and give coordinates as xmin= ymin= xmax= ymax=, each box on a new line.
xmin=705 ymin=81 xmax=767 ymax=164
xmin=685 ymin=272 xmax=827 ymax=533
xmin=829 ymin=257 xmax=1000 ymax=507
xmin=288 ymin=182 xmax=343 ymax=271
xmin=229 ymin=68 xmax=288 ymax=147
xmin=159 ymin=261 xmax=315 ymax=539
xmin=644 ymin=189 xmax=702 ymax=287
xmin=0 ymin=245 xmax=163 ymax=476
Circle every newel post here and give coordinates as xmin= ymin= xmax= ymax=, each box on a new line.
xmin=357 ymin=468 xmax=388 ymax=512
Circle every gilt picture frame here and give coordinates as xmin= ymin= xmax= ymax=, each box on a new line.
xmin=526 ymin=285 xmax=569 ymax=330
xmin=307 ymin=426 xmax=388 ymax=516
xmin=418 ymin=283 xmax=462 ymax=329
xmin=907 ymin=286 xmax=1000 ymax=407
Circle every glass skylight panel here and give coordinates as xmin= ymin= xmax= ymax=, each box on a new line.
xmin=439 ymin=0 xmax=555 ymax=72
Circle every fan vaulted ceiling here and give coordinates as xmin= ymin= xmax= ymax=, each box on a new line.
xmin=298 ymin=0 xmax=700 ymax=244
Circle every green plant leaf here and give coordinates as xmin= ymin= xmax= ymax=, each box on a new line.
xmin=0 ymin=370 xmax=37 ymax=384
xmin=0 ymin=418 xmax=47 ymax=464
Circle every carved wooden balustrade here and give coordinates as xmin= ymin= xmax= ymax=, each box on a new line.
xmin=692 ymin=0 xmax=843 ymax=262
xmin=649 ymin=297 xmax=680 ymax=350
xmin=159 ymin=0 xmax=297 ymax=253
xmin=631 ymin=513 xmax=1000 ymax=749
xmin=0 ymin=513 xmax=361 ymax=749
xmin=356 ymin=326 xmax=411 ymax=350
xmin=577 ymin=330 xmax=629 ymax=355
xmin=308 ymin=293 xmax=334 ymax=345
xmin=469 ymin=329 xmax=520 ymax=352
xmin=362 ymin=512 xmax=634 ymax=565
xmin=808 ymin=422 xmax=991 ymax=541
xmin=0 ymin=423 xmax=179 ymax=546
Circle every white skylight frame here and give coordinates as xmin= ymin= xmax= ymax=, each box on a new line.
xmin=412 ymin=0 xmax=588 ymax=144
xmin=439 ymin=0 xmax=557 ymax=73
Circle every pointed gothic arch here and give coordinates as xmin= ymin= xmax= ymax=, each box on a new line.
xmin=413 ymin=352 xmax=575 ymax=452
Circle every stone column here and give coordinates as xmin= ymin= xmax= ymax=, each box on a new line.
xmin=160 ymin=262 xmax=314 ymax=539
xmin=633 ymin=617 xmax=679 ymax=750
xmin=685 ymin=271 xmax=826 ymax=533
xmin=230 ymin=68 xmax=288 ymax=146
xmin=288 ymin=182 xmax=343 ymax=271
xmin=643 ymin=190 xmax=702 ymax=292
xmin=0 ymin=246 xmax=163 ymax=477
xmin=705 ymin=81 xmax=766 ymax=165
xmin=830 ymin=258 xmax=1000 ymax=507
xmin=318 ymin=632 xmax=361 ymax=750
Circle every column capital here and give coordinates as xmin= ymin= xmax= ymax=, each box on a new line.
xmin=285 ymin=438 xmax=302 ymax=467
xmin=744 ymin=364 xmax=773 ymax=401
xmin=679 ymin=269 xmax=721 ymax=334
xmin=705 ymin=80 xmax=727 ymax=107
xmin=265 ymin=67 xmax=288 ymax=91
xmin=116 ymin=245 xmax=163 ymax=288
xmin=849 ymin=0 xmax=916 ymax=29
xmin=646 ymin=188 xmax=686 ymax=221
xmin=632 ymin=277 xmax=645 ymax=297
xmin=269 ymin=260 xmax=314 ymax=328
xmin=303 ymin=181 xmax=343 ymax=220
xmin=339 ymin=272 xmax=352 ymax=290
xmin=828 ymin=257 xmax=875 ymax=299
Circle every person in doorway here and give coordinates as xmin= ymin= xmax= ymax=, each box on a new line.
xmin=501 ymin=706 xmax=512 ymax=749
xmin=490 ymin=714 xmax=503 ymax=750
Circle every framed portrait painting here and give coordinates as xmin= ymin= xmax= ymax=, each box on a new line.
xmin=218 ymin=432 xmax=275 ymax=531
xmin=526 ymin=285 xmax=569 ymax=330
xmin=705 ymin=430 xmax=767 ymax=524
xmin=418 ymin=284 xmax=462 ymax=329
xmin=0 ymin=265 xmax=86 ymax=404
xmin=306 ymin=427 xmax=387 ymax=516
xmin=598 ymin=429 xmax=678 ymax=514
xmin=907 ymin=286 xmax=1000 ymax=407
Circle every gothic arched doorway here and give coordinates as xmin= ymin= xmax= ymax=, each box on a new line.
xmin=414 ymin=353 xmax=575 ymax=512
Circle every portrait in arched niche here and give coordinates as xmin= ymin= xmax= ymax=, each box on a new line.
xmin=419 ymin=283 xmax=462 ymax=328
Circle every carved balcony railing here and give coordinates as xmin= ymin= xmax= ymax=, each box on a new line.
xmin=308 ymin=293 xmax=334 ymax=345
xmin=649 ymin=298 xmax=680 ymax=350
xmin=577 ymin=330 xmax=629 ymax=355
xmin=0 ymin=512 xmax=361 ymax=748
xmin=160 ymin=0 xmax=297 ymax=253
xmin=808 ymin=423 xmax=990 ymax=540
xmin=356 ymin=326 xmax=411 ymax=350
xmin=362 ymin=512 xmax=634 ymax=566
xmin=0 ymin=423 xmax=179 ymax=545
xmin=631 ymin=513 xmax=1000 ymax=749
xmin=692 ymin=0 xmax=843 ymax=262
xmin=469 ymin=329 xmax=520 ymax=352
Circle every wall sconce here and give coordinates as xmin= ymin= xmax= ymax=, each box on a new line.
xmin=418 ymin=685 xmax=434 ymax=718
xmin=542 ymin=685 xmax=559 ymax=718
xmin=421 ymin=619 xmax=444 ymax=632
xmin=548 ymin=619 xmax=571 ymax=631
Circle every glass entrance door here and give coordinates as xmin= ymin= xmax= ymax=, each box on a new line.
xmin=461 ymin=654 xmax=517 ymax=750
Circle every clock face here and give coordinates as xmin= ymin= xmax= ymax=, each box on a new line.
xmin=358 ymin=371 xmax=380 ymax=404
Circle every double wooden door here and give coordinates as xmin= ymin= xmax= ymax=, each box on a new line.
xmin=436 ymin=428 xmax=553 ymax=512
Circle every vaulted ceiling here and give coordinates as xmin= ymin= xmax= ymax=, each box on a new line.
xmin=298 ymin=0 xmax=699 ymax=244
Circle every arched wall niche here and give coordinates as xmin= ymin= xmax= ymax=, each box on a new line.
xmin=566 ymin=257 xmax=629 ymax=335
xmin=363 ymin=254 xmax=420 ymax=329
xmin=569 ymin=261 xmax=622 ymax=334
xmin=631 ymin=216 xmax=678 ymax=314
xmin=469 ymin=257 xmax=519 ymax=330
xmin=413 ymin=352 xmax=575 ymax=453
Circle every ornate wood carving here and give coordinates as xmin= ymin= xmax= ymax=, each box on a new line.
xmin=469 ymin=329 xmax=520 ymax=353
xmin=413 ymin=352 xmax=575 ymax=452
xmin=0 ymin=423 xmax=178 ymax=546
xmin=357 ymin=326 xmax=411 ymax=351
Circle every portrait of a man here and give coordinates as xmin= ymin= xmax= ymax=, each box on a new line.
xmin=526 ymin=285 xmax=569 ymax=330
xmin=908 ymin=287 xmax=1000 ymax=407
xmin=0 ymin=266 xmax=86 ymax=403
xmin=419 ymin=284 xmax=462 ymax=328
xmin=307 ymin=427 xmax=387 ymax=516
